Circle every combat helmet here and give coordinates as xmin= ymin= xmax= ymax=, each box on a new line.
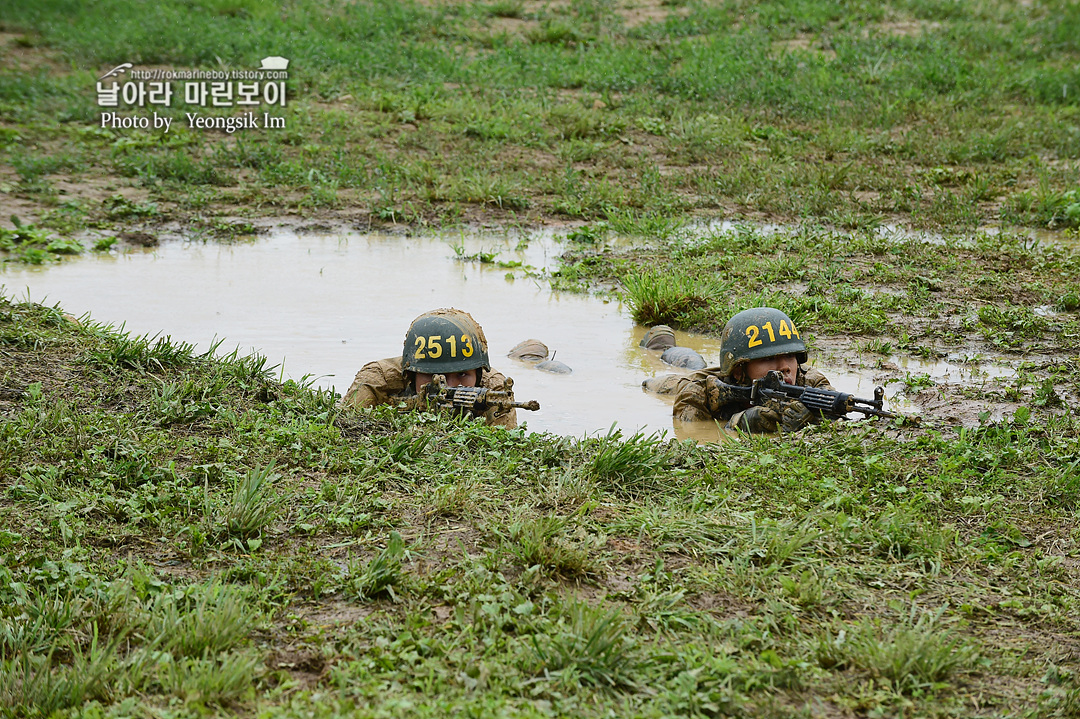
xmin=640 ymin=325 xmax=676 ymax=350
xmin=717 ymin=307 xmax=807 ymax=379
xmin=402 ymin=308 xmax=491 ymax=377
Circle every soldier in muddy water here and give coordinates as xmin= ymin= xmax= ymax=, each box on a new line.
xmin=340 ymin=308 xmax=520 ymax=428
xmin=672 ymin=307 xmax=835 ymax=434
xmin=639 ymin=324 xmax=708 ymax=396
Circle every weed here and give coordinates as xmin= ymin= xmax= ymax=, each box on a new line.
xmin=606 ymin=210 xmax=686 ymax=240
xmin=869 ymin=509 xmax=954 ymax=565
xmin=497 ymin=514 xmax=595 ymax=578
xmin=0 ymin=220 xmax=83 ymax=264
xmin=157 ymin=651 xmax=261 ymax=707
xmin=345 ymin=531 xmax=407 ymax=601
xmin=426 ymin=476 xmax=479 ymax=518
xmin=622 ymin=271 xmax=719 ymax=326
xmin=485 ymin=0 xmax=524 ymax=19
xmin=529 ymin=600 xmax=640 ymax=690
xmin=92 ymin=236 xmax=118 ymax=252
xmin=899 ymin=373 xmax=935 ymax=392
xmin=778 ymin=569 xmax=828 ymax=610
xmin=223 ymin=463 xmax=281 ymax=543
xmin=0 ymin=630 xmax=117 ymax=714
xmin=85 ymin=331 xmax=196 ymax=373
xmin=538 ymin=468 xmax=596 ymax=508
xmin=585 ymin=424 xmax=670 ymax=495
xmin=635 ymin=588 xmax=704 ymax=633
xmin=147 ymin=582 xmax=255 ymax=658
xmin=101 ymin=195 xmax=160 ymax=220
xmin=822 ymin=607 xmax=978 ymax=694
xmin=566 ymin=223 xmax=609 ymax=244
xmin=743 ymin=517 xmax=820 ymax=568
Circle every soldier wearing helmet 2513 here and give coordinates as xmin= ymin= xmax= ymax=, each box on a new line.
xmin=672 ymin=307 xmax=834 ymax=434
xmin=341 ymin=308 xmax=519 ymax=428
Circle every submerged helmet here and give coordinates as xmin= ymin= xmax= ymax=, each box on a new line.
xmin=717 ymin=307 xmax=807 ymax=378
xmin=640 ymin=325 xmax=676 ymax=350
xmin=401 ymin=308 xmax=491 ymax=376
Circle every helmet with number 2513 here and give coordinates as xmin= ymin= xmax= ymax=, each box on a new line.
xmin=401 ymin=308 xmax=491 ymax=376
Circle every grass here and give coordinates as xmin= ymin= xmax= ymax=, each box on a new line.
xmin=0 ymin=0 xmax=1078 ymax=240
xmin=559 ymin=224 xmax=1080 ymax=358
xmin=817 ymin=606 xmax=980 ymax=694
xmin=528 ymin=600 xmax=641 ymax=690
xmin=1 ymin=1 xmax=1080 ymax=715
xmin=344 ymin=530 xmax=409 ymax=601
xmin=223 ymin=463 xmax=281 ymax=544
xmin=1 ymin=291 xmax=1078 ymax=715
xmin=0 ymin=220 xmax=85 ymax=264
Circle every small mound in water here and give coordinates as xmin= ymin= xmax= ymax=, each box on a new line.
xmin=536 ymin=358 xmax=573 ymax=375
xmin=508 ymin=339 xmax=550 ymax=363
xmin=642 ymin=373 xmax=683 ymax=395
xmin=661 ymin=346 xmax=706 ymax=370
xmin=640 ymin=325 xmax=676 ymax=350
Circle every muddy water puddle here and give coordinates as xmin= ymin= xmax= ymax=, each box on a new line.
xmin=3 ymin=229 xmax=690 ymax=437
xmin=1 ymin=228 xmax=1019 ymax=438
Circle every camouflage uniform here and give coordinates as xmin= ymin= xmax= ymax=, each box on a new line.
xmin=341 ymin=358 xmax=518 ymax=428
xmin=340 ymin=308 xmax=519 ymax=428
xmin=673 ymin=365 xmax=834 ymax=430
xmin=672 ymin=306 xmax=833 ymax=434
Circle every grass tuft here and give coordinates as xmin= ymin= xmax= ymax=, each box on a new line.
xmin=529 ymin=600 xmax=640 ymax=690
xmin=223 ymin=463 xmax=281 ymax=542
xmin=622 ymin=271 xmax=720 ymax=327
xmin=818 ymin=607 xmax=978 ymax=693
xmin=585 ymin=425 xmax=671 ymax=496
xmin=345 ymin=531 xmax=407 ymax=601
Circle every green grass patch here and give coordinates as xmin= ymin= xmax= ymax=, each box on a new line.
xmin=1 ymin=0 xmax=1078 ymax=231
xmin=2 ymin=290 xmax=1077 ymax=714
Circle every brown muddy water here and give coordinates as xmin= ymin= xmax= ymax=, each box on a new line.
xmin=1 ymin=228 xmax=1017 ymax=438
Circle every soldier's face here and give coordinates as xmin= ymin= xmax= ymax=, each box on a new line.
xmin=744 ymin=353 xmax=798 ymax=384
xmin=414 ymin=369 xmax=478 ymax=392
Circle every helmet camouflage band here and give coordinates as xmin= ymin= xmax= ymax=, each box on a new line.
xmin=718 ymin=307 xmax=807 ymax=378
xmin=402 ymin=308 xmax=491 ymax=375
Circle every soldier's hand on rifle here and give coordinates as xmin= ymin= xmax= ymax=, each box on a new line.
xmin=401 ymin=393 xmax=429 ymax=411
xmin=731 ymin=398 xmax=812 ymax=434
xmin=778 ymin=399 xmax=813 ymax=433
xmin=705 ymin=376 xmax=743 ymax=414
xmin=733 ymin=402 xmax=782 ymax=433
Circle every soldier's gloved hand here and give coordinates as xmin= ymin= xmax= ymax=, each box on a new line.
xmin=779 ymin=400 xmax=813 ymax=433
xmin=400 ymin=394 xmax=429 ymax=411
xmin=731 ymin=403 xmax=782 ymax=433
xmin=705 ymin=376 xmax=742 ymax=414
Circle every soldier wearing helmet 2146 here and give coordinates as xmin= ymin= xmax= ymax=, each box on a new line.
xmin=672 ymin=307 xmax=835 ymax=434
xmin=341 ymin=308 xmax=519 ymax=428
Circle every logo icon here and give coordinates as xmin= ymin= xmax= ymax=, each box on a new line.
xmin=99 ymin=63 xmax=133 ymax=81
xmin=259 ymin=57 xmax=289 ymax=71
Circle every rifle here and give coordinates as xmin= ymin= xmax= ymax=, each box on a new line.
xmin=419 ymin=374 xmax=540 ymax=416
xmin=720 ymin=370 xmax=897 ymax=420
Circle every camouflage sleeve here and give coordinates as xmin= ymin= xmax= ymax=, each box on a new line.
xmin=802 ymin=367 xmax=834 ymax=391
xmin=482 ymin=369 xmax=517 ymax=429
xmin=672 ymin=374 xmax=714 ymax=422
xmin=340 ymin=358 xmax=407 ymax=409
